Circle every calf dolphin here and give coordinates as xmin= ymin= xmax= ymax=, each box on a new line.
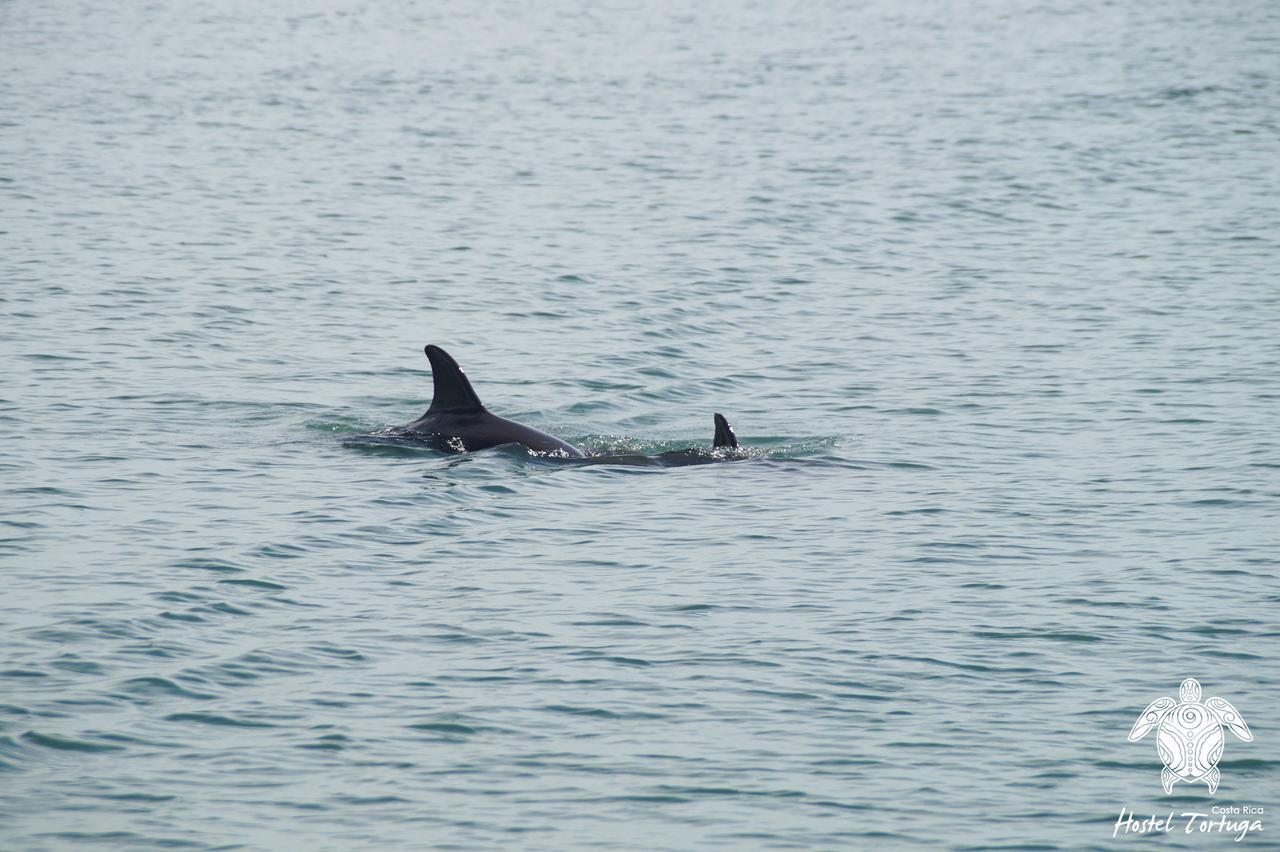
xmin=396 ymin=345 xmax=585 ymax=457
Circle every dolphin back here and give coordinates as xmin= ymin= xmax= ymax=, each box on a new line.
xmin=400 ymin=345 xmax=584 ymax=458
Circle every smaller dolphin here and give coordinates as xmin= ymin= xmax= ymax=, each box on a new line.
xmin=576 ymin=412 xmax=740 ymax=466
xmin=397 ymin=345 xmax=585 ymax=457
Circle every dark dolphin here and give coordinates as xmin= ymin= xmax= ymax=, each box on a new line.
xmin=573 ymin=413 xmax=740 ymax=467
xmin=388 ymin=345 xmax=743 ymax=463
xmin=396 ymin=345 xmax=585 ymax=457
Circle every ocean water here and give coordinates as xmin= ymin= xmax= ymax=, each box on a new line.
xmin=2 ymin=0 xmax=1278 ymax=848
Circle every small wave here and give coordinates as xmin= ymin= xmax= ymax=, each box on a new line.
xmin=22 ymin=731 xmax=124 ymax=753
xmin=164 ymin=712 xmax=277 ymax=728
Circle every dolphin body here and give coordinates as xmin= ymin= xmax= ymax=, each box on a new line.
xmin=397 ymin=345 xmax=584 ymax=457
xmin=391 ymin=345 xmax=740 ymax=461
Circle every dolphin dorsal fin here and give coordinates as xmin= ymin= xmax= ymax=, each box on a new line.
xmin=424 ymin=345 xmax=485 ymax=413
xmin=713 ymin=413 xmax=739 ymax=449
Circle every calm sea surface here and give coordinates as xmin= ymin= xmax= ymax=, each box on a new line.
xmin=2 ymin=1 xmax=1278 ymax=848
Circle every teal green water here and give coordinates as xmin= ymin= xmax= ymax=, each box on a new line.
xmin=3 ymin=0 xmax=1278 ymax=848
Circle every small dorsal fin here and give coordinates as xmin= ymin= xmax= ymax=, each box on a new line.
xmin=713 ymin=413 xmax=739 ymax=449
xmin=424 ymin=345 xmax=485 ymax=413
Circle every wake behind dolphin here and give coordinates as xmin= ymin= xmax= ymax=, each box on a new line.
xmin=377 ymin=345 xmax=743 ymax=464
